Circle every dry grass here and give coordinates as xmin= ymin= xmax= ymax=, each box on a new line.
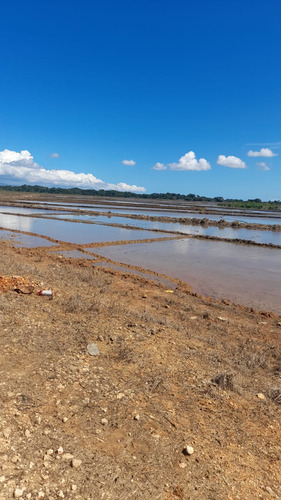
xmin=212 ymin=371 xmax=241 ymax=392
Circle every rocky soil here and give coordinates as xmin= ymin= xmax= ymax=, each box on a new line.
xmin=0 ymin=240 xmax=280 ymax=499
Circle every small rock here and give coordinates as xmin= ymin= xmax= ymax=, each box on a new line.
xmin=62 ymin=417 xmax=68 ymax=423
xmin=11 ymin=455 xmax=20 ymax=463
xmin=3 ymin=427 xmax=11 ymax=439
xmin=257 ymin=393 xmax=266 ymax=400
xmin=62 ymin=453 xmax=74 ymax=461
xmin=179 ymin=462 xmax=187 ymax=469
xmin=71 ymin=458 xmax=82 ymax=468
xmin=71 ymin=485 xmax=78 ymax=492
xmin=116 ymin=393 xmax=125 ymax=400
xmin=217 ymin=316 xmax=227 ymax=322
xmin=0 ymin=476 xmax=5 ymax=483
xmin=57 ymin=446 xmax=64 ymax=455
xmin=14 ymin=489 xmax=25 ymax=498
xmin=276 ymin=322 xmax=281 ymax=327
xmin=183 ymin=445 xmax=194 ymax=456
xmin=190 ymin=316 xmax=197 ymax=320
xmin=57 ymin=492 xmax=64 ymax=499
xmin=142 ymin=294 xmax=147 ymax=299
xmin=87 ymin=343 xmax=99 ymax=356
xmin=265 ymin=486 xmax=276 ymax=497
xmin=25 ymin=429 xmax=31 ymax=437
xmin=101 ymin=418 xmax=108 ymax=426
xmin=134 ymin=414 xmax=140 ymax=421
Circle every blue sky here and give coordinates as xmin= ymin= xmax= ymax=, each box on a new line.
xmin=0 ymin=0 xmax=280 ymax=199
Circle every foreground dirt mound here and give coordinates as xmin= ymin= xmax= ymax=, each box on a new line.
xmin=0 ymin=242 xmax=280 ymax=499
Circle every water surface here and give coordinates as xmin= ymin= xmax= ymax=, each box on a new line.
xmin=92 ymin=238 xmax=281 ymax=315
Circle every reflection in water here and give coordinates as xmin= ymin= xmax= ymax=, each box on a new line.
xmin=0 ymin=214 xmax=172 ymax=243
xmin=0 ymin=213 xmax=32 ymax=232
xmin=92 ymin=238 xmax=281 ymax=315
xmin=0 ymin=229 xmax=56 ymax=247
xmin=51 ymin=214 xmax=281 ymax=245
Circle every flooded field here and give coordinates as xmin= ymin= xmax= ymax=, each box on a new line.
xmin=0 ymin=229 xmax=57 ymax=247
xmin=51 ymin=213 xmax=281 ymax=245
xmin=0 ymin=213 xmax=173 ymax=244
xmin=92 ymin=238 xmax=281 ymax=315
xmin=1 ymin=196 xmax=281 ymax=315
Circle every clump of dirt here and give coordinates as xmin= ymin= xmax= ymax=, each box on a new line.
xmin=0 ymin=241 xmax=280 ymax=499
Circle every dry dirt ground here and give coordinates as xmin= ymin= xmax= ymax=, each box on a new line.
xmin=0 ymin=241 xmax=280 ymax=500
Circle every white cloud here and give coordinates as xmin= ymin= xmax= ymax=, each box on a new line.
xmin=152 ymin=162 xmax=167 ymax=171
xmin=0 ymin=149 xmax=145 ymax=193
xmin=217 ymin=155 xmax=246 ymax=169
xmin=247 ymin=148 xmax=277 ymax=157
xmin=122 ymin=159 xmax=136 ymax=166
xmin=50 ymin=152 xmax=60 ymax=158
xmin=256 ymin=162 xmax=270 ymax=171
xmin=169 ymin=151 xmax=211 ymax=171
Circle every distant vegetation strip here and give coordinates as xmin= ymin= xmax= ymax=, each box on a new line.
xmin=0 ymin=184 xmax=280 ymax=210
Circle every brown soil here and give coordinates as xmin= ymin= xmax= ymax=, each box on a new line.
xmin=0 ymin=240 xmax=280 ymax=500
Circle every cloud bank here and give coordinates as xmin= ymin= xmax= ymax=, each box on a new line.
xmin=217 ymin=155 xmax=246 ymax=169
xmin=247 ymin=148 xmax=277 ymax=157
xmin=169 ymin=151 xmax=211 ymax=171
xmin=122 ymin=159 xmax=136 ymax=166
xmin=0 ymin=149 xmax=145 ymax=193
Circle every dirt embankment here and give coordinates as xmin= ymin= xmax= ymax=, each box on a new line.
xmin=0 ymin=241 xmax=280 ymax=500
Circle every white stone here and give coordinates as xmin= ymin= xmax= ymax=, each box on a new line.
xmin=14 ymin=489 xmax=24 ymax=498
xmin=184 ymin=445 xmax=194 ymax=456
xmin=101 ymin=418 xmax=108 ymax=426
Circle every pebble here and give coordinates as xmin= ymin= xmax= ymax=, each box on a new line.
xmin=71 ymin=485 xmax=78 ymax=492
xmin=217 ymin=316 xmax=227 ymax=322
xmin=87 ymin=343 xmax=99 ymax=356
xmin=184 ymin=445 xmax=194 ymax=456
xmin=116 ymin=393 xmax=125 ymax=400
xmin=134 ymin=414 xmax=140 ymax=421
xmin=62 ymin=453 xmax=74 ymax=461
xmin=14 ymin=489 xmax=25 ymax=498
xmin=265 ymin=486 xmax=277 ymax=497
xmin=3 ymin=427 xmax=11 ymax=439
xmin=57 ymin=446 xmax=64 ymax=455
xmin=62 ymin=417 xmax=68 ymax=423
xmin=179 ymin=462 xmax=187 ymax=469
xmin=101 ymin=418 xmax=108 ymax=426
xmin=25 ymin=429 xmax=31 ymax=437
xmin=71 ymin=458 xmax=82 ymax=468
xmin=190 ymin=316 xmax=197 ymax=320
xmin=257 ymin=393 xmax=266 ymax=400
